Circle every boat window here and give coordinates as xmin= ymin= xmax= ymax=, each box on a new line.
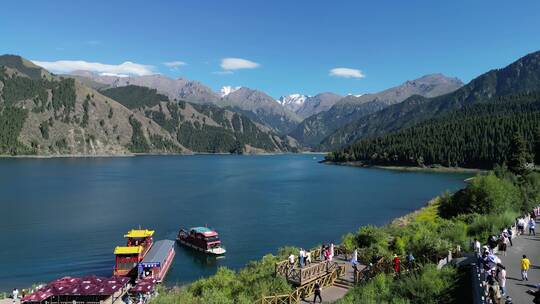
xmin=205 ymin=236 xmax=220 ymax=242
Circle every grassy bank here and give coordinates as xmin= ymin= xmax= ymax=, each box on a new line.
xmin=149 ymin=166 xmax=539 ymax=303
xmin=323 ymin=160 xmax=484 ymax=174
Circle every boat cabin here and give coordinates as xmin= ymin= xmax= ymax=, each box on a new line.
xmin=113 ymin=229 xmax=155 ymax=277
xmin=177 ymin=227 xmax=226 ymax=255
xmin=139 ymin=240 xmax=175 ymax=282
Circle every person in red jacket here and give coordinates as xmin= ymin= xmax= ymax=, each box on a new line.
xmin=393 ymin=254 xmax=401 ymax=274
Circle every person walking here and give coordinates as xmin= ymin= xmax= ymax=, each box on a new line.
xmin=518 ymin=218 xmax=526 ymax=235
xmin=312 ymin=280 xmax=322 ymax=303
xmin=521 ymin=254 xmax=531 ymax=281
xmin=500 ymin=234 xmax=508 ymax=256
xmin=505 ymin=227 xmax=513 ymax=246
xmin=351 ymin=248 xmax=358 ymax=265
xmin=12 ymin=288 xmax=19 ymax=303
xmin=299 ymin=248 xmax=306 ymax=267
xmin=324 ymin=247 xmax=330 ymax=261
xmin=529 ymin=218 xmax=536 ymax=236
xmin=474 ymin=238 xmax=481 ymax=257
xmin=306 ymin=250 xmax=312 ymax=265
xmin=393 ymin=254 xmax=400 ymax=274
xmin=488 ymin=276 xmax=502 ymax=304
xmin=288 ymin=253 xmax=295 ymax=269
xmin=406 ymin=252 xmax=415 ymax=270
xmin=329 ymin=243 xmax=335 ymax=261
xmin=497 ymin=264 xmax=507 ymax=297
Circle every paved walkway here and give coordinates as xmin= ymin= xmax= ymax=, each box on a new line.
xmin=301 ymin=256 xmax=358 ymax=304
xmin=499 ymin=219 xmax=540 ymax=304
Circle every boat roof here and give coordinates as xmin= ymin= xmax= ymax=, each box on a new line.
xmin=191 ymin=227 xmax=217 ymax=237
xmin=114 ymin=246 xmax=142 ymax=255
xmin=124 ymin=229 xmax=154 ymax=238
xmin=142 ymin=240 xmax=175 ymax=264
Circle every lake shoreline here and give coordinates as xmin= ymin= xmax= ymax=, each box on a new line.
xmin=0 ymin=151 xmax=326 ymax=159
xmin=322 ymin=160 xmax=484 ymax=174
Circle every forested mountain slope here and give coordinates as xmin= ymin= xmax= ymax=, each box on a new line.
xmin=326 ymin=92 xmax=540 ymax=169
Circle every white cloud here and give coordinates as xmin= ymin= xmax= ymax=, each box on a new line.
xmin=31 ymin=59 xmax=155 ymax=76
xmin=329 ymin=67 xmax=365 ymax=79
xmin=100 ymin=72 xmax=129 ymax=77
xmin=220 ymin=58 xmax=260 ymax=70
xmin=163 ymin=61 xmax=187 ymax=69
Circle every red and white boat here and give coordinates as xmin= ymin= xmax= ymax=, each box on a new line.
xmin=177 ymin=227 xmax=226 ymax=255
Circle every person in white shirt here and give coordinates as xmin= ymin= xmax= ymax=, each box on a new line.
xmin=518 ymin=218 xmax=526 ymax=235
xmin=498 ymin=264 xmax=507 ymax=296
xmin=288 ymin=254 xmax=295 ymax=269
xmin=473 ymin=238 xmax=481 ymax=256
xmin=329 ymin=243 xmax=334 ymax=261
xmin=12 ymin=288 xmax=19 ymax=303
xmin=299 ymin=248 xmax=306 ymax=267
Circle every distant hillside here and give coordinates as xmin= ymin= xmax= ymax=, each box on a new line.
xmin=0 ymin=55 xmax=299 ymax=156
xmin=0 ymin=55 xmax=47 ymax=80
xmin=326 ymin=92 xmax=540 ymax=169
xmin=278 ymin=92 xmax=342 ymax=119
xmin=140 ymin=99 xmax=299 ymax=153
xmin=101 ymin=85 xmax=170 ymax=109
xmin=0 ymin=61 xmax=182 ymax=156
xmin=290 ymin=74 xmax=463 ymax=147
xmin=321 ymin=50 xmax=540 ymax=151
xmin=69 ymin=71 xmax=220 ymax=104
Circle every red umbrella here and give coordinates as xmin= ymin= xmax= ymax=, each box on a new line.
xmin=80 ymin=275 xmax=106 ymax=285
xmin=79 ymin=283 xmax=101 ymax=296
xmin=111 ymin=276 xmax=130 ymax=285
xmin=21 ymin=291 xmax=53 ymax=303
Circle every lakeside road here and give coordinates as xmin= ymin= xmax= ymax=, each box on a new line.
xmin=500 ymin=218 xmax=540 ymax=303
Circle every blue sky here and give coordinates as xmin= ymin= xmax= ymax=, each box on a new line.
xmin=1 ymin=0 xmax=539 ymax=98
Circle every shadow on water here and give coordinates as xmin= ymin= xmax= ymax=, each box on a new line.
xmin=176 ymin=243 xmax=223 ymax=267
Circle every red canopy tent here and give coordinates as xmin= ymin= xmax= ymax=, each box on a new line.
xmin=21 ymin=291 xmax=53 ymax=303
xmin=22 ymin=275 xmax=129 ymax=303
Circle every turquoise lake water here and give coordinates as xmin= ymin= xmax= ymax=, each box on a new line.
xmin=0 ymin=154 xmax=470 ymax=290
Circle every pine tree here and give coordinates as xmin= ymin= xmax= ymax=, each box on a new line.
xmin=508 ymin=132 xmax=532 ymax=175
xmin=535 ymin=127 xmax=540 ymax=166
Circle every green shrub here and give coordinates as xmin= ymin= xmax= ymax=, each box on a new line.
xmin=439 ymin=173 xmax=519 ymax=217
xmin=467 ymin=211 xmax=518 ymax=241
xmin=395 ymin=264 xmax=458 ymax=304
xmin=342 ymin=232 xmax=357 ymax=253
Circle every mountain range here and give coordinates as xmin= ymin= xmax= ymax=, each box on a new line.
xmin=290 ymin=74 xmax=463 ymax=147
xmin=3 ymin=49 xmax=538 ymax=161
xmin=0 ymin=55 xmax=298 ymax=156
xmin=321 ymin=50 xmax=540 ymax=151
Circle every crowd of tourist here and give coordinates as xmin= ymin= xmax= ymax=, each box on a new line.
xmin=475 ymin=206 xmax=540 ymax=304
xmin=287 ymin=243 xmax=337 ymax=269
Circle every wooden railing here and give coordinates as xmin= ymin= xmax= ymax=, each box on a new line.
xmin=286 ymin=261 xmax=339 ymax=286
xmin=275 ymin=245 xmax=347 ymax=278
xmin=256 ymin=263 xmax=345 ymax=304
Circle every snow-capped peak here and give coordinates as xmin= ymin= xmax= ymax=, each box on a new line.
xmin=220 ymin=86 xmax=241 ymax=97
xmin=347 ymin=93 xmax=365 ymax=98
xmin=277 ymin=94 xmax=308 ymax=106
